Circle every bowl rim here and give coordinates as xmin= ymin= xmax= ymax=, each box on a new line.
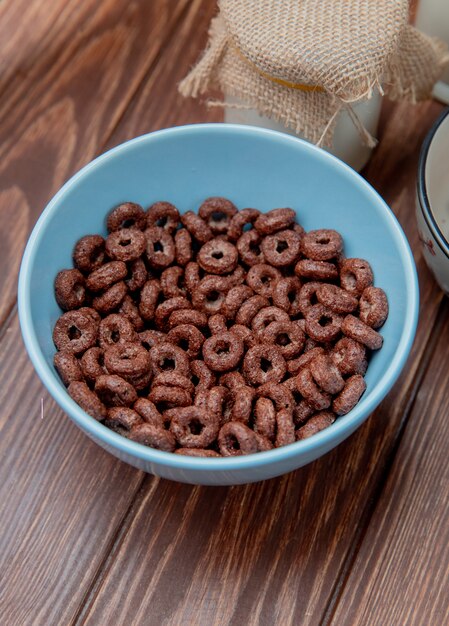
xmin=18 ymin=123 xmax=419 ymax=473
xmin=417 ymin=106 xmax=449 ymax=259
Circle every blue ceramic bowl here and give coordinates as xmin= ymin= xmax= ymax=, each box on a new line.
xmin=19 ymin=124 xmax=418 ymax=485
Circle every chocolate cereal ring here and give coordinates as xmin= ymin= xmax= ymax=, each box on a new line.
xmin=235 ymin=295 xmax=269 ymax=326
xmin=54 ymin=350 xmax=84 ymax=386
xmin=296 ymin=411 xmax=335 ymax=440
xmin=145 ymin=226 xmax=175 ymax=269
xmin=125 ymin=258 xmax=147 ymax=292
xmin=229 ymin=324 xmax=258 ymax=349
xmin=228 ymin=208 xmax=260 ymax=241
xmin=257 ymin=382 xmax=294 ymax=411
xmin=190 ymin=360 xmax=216 ymax=391
xmin=261 ymin=229 xmax=302 ymax=267
xmin=161 ymin=266 xmax=186 ymax=298
xmin=246 ymin=264 xmax=282 ymax=298
xmin=208 ymin=314 xmax=228 ymax=335
xmin=255 ymin=432 xmax=274 ymax=451
xmin=198 ymin=196 xmax=238 ymax=235
xmin=180 ymin=211 xmax=213 ymax=243
xmin=73 ymin=235 xmax=105 ymax=273
xmin=54 ymin=269 xmax=86 ymax=311
xmin=295 ymin=368 xmax=331 ymax=411
xmin=53 ymin=310 xmax=98 ymax=354
xmin=138 ymin=329 xmax=166 ymax=351
xmin=107 ymin=202 xmax=146 ymax=232
xmin=170 ymin=406 xmax=219 ymax=448
xmin=226 ymin=265 xmax=246 ymax=287
xmin=251 ymin=306 xmax=290 ymax=335
xmin=152 ymin=372 xmax=195 ymax=396
xmin=105 ymin=342 xmax=152 ymax=379
xmin=184 ymin=262 xmax=201 ymax=294
xmin=168 ymin=308 xmax=208 ymax=330
xmin=128 ymin=423 xmax=176 ymax=451
xmin=301 ymin=229 xmax=343 ymax=261
xmin=309 ymin=353 xmax=345 ymax=394
xmin=133 ymin=398 xmax=164 ymax=428
xmin=219 ymin=371 xmax=246 ymax=391
xmin=202 ymin=331 xmax=244 ymax=373
xmin=139 ymin=279 xmax=161 ymax=321
xmin=155 ymin=296 xmax=191 ymax=330
xmin=282 ymin=376 xmax=302 ymax=405
xmin=287 ymin=346 xmax=325 ymax=375
xmin=272 ymin=276 xmax=302 ymax=316
xmin=236 ymin=230 xmax=265 ymax=266
xmin=295 ymin=259 xmax=339 ymax=281
xmin=275 ymin=408 xmax=295 ymax=447
xmin=332 ymin=374 xmax=366 ymax=415
xmin=243 ymin=344 xmax=286 ymax=385
xmin=254 ymin=208 xmax=296 ymax=234
xmin=340 ymin=258 xmax=374 ymax=295
xmin=218 ymin=421 xmax=258 ymax=456
xmin=192 ymin=276 xmax=230 ymax=315
xmin=342 ymin=314 xmax=383 ymax=350
xmin=331 ymin=337 xmax=367 ymax=376
xmin=86 ymin=261 xmax=127 ymax=292
xmin=68 ymin=381 xmax=107 ymax=420
xmin=146 ymin=201 xmax=180 ymax=233
xmin=359 ymin=286 xmax=389 ymax=329
xmin=298 ymin=281 xmax=322 ymax=315
xmin=105 ymin=407 xmax=143 ymax=434
xmin=174 ymin=228 xmax=193 ymax=266
xmin=92 ymin=281 xmax=127 ymax=314
xmin=203 ymin=385 xmax=231 ymax=423
xmin=98 ymin=313 xmax=138 ymax=349
xmin=80 ymin=347 xmax=106 ymax=383
xmin=149 ymin=342 xmax=190 ymax=377
xmin=316 ymin=283 xmax=358 ymax=313
xmin=95 ymin=374 xmax=138 ymax=407
xmin=293 ymin=399 xmax=314 ymax=426
xmin=262 ymin=320 xmax=305 ymax=359
xmin=105 ymin=227 xmax=146 ymax=262
xmin=148 ymin=386 xmax=191 ymax=409
xmin=118 ymin=295 xmax=145 ymax=332
xmin=222 ymin=285 xmax=254 ymax=320
xmin=197 ymin=238 xmax=238 ymax=275
xmin=229 ymin=385 xmax=255 ymax=424
xmin=167 ymin=324 xmax=205 ymax=358
xmin=254 ymin=397 xmax=276 ymax=440
xmin=305 ymin=304 xmax=343 ymax=343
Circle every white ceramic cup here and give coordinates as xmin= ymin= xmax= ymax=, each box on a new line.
xmin=416 ymin=108 xmax=449 ymax=293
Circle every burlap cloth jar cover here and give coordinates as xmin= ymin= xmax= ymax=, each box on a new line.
xmin=179 ymin=0 xmax=448 ymax=147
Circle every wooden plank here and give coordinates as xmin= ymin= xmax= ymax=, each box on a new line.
xmin=81 ymin=78 xmax=446 ymax=625
xmin=329 ymin=301 xmax=449 ymax=626
xmin=0 ymin=0 xmax=84 ymax=119
xmin=0 ymin=1 xmax=214 ymax=623
xmin=0 ymin=0 xmax=190 ymax=327
xmin=0 ymin=0 xmax=220 ymax=624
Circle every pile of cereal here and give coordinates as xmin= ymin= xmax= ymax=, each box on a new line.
xmin=53 ymin=198 xmax=388 ymax=457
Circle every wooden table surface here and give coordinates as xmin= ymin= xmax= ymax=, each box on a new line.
xmin=1 ymin=1 xmax=448 ymax=624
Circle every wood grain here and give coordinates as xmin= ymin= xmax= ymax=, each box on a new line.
xmin=1 ymin=0 xmax=448 ymax=624
xmin=329 ymin=301 xmax=449 ymax=626
xmin=0 ymin=1 xmax=212 ymax=622
xmin=0 ymin=0 xmax=190 ymax=327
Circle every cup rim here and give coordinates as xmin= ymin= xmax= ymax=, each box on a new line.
xmin=18 ymin=123 xmax=419 ymax=474
xmin=417 ymin=106 xmax=449 ymax=259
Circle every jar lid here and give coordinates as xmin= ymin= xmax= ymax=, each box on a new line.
xmin=220 ymin=0 xmax=407 ymax=95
